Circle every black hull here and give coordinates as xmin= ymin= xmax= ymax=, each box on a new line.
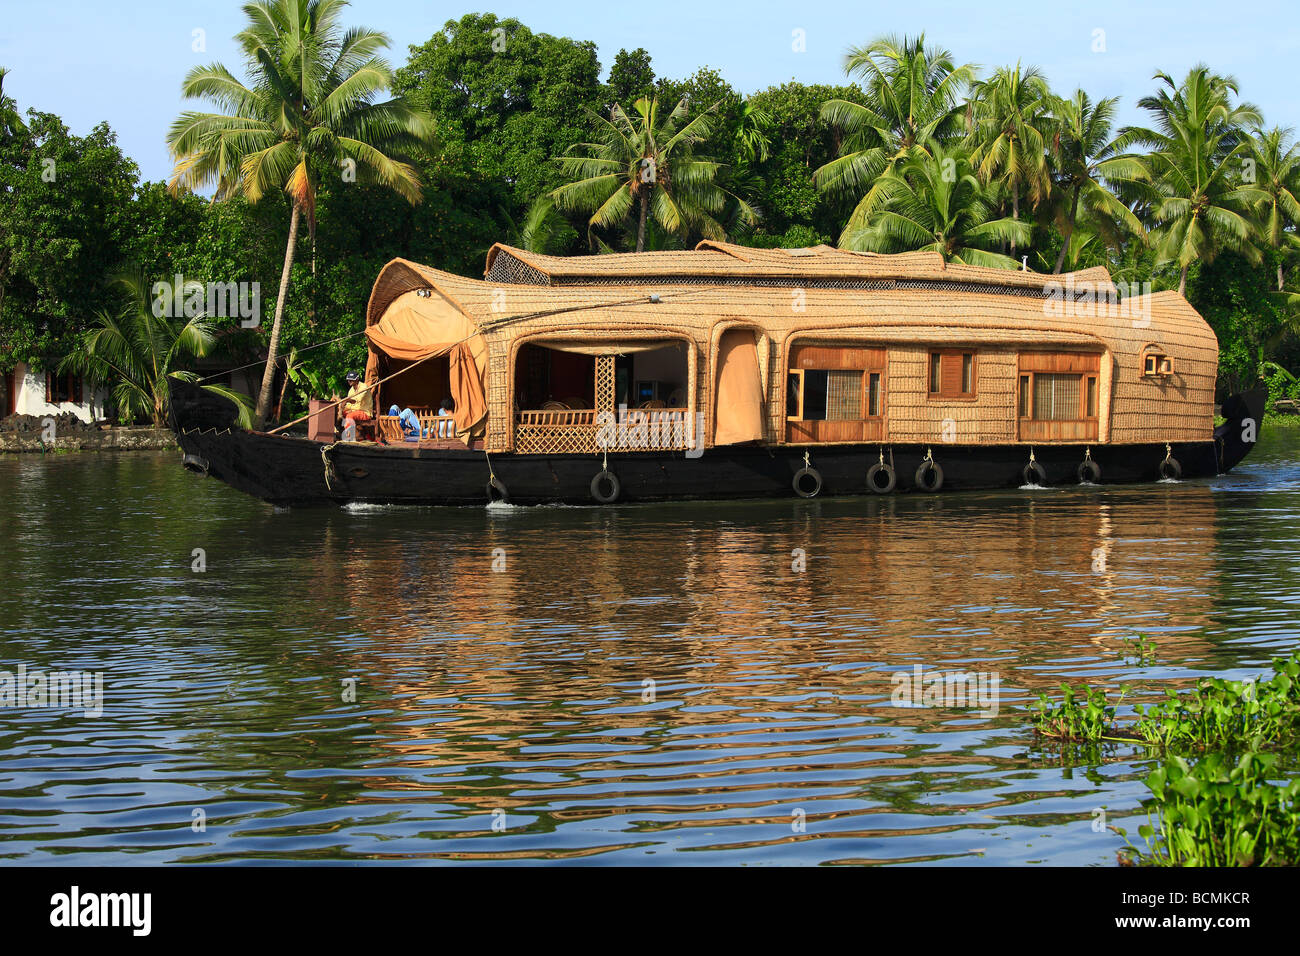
xmin=167 ymin=378 xmax=1267 ymax=508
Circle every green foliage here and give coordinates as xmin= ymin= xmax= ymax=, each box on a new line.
xmin=394 ymin=13 xmax=602 ymax=209
xmin=1119 ymin=66 xmax=1266 ymax=294
xmin=1034 ymin=683 xmax=1127 ymax=742
xmin=607 ymin=48 xmax=655 ymax=106
xmin=1123 ymin=751 xmax=1300 ymax=866
xmin=1120 ymin=636 xmax=1159 ymax=666
xmin=58 ymin=272 xmax=253 ymax=428
xmin=1133 ymin=653 xmax=1300 ymax=751
xmin=842 ymin=145 xmax=1030 ymax=266
xmin=0 ymin=112 xmax=139 ymax=367
xmin=814 ymin=34 xmax=975 ymax=240
xmin=1035 ymin=649 xmax=1300 ymax=866
xmin=1260 ymin=360 xmax=1299 ymax=410
xmin=551 ymin=94 xmax=756 ymax=251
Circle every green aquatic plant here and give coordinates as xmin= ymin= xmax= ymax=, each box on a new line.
xmin=1033 ymin=683 xmax=1130 ymax=742
xmin=1120 ymin=751 xmax=1300 ymax=866
xmin=1133 ymin=653 xmax=1300 ymax=751
xmin=1119 ymin=635 xmax=1159 ymax=666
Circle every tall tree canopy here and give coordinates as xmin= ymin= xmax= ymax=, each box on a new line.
xmin=167 ymin=0 xmax=435 ymax=425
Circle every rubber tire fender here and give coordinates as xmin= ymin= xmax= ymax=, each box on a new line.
xmin=182 ymin=453 xmax=209 ymax=478
xmin=590 ymin=469 xmax=621 ymax=504
xmin=1159 ymin=456 xmax=1182 ymax=481
xmin=486 ymin=476 xmax=510 ymax=503
xmin=792 ymin=465 xmax=822 ymax=499
xmin=914 ymin=460 xmax=944 ymax=492
xmin=1077 ymin=459 xmax=1102 ymax=483
xmin=1022 ymin=461 xmax=1047 ymax=486
xmin=866 ymin=462 xmax=897 ymax=494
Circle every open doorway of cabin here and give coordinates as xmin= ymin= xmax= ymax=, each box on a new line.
xmin=514 ymin=343 xmax=596 ymax=410
xmin=374 ymin=353 xmax=453 ymax=442
xmin=377 ymin=354 xmax=451 ymax=412
xmin=512 ymin=339 xmax=692 ymax=453
xmin=614 ymin=343 xmax=688 ymax=409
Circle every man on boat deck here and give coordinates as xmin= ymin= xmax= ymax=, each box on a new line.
xmin=341 ymin=372 xmax=374 ymax=432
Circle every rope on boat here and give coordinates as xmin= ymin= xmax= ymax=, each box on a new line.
xmin=321 ymin=442 xmax=338 ymax=490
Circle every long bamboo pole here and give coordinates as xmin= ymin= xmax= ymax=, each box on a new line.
xmin=266 ymin=351 xmax=443 ymax=436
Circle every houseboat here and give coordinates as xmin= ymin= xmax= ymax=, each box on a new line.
xmin=168 ymin=241 xmax=1265 ymax=507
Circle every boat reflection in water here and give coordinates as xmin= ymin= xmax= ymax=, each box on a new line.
xmin=242 ymin=483 xmax=1228 ymax=860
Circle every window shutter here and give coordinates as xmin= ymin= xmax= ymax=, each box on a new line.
xmin=940 ymin=354 xmax=963 ymax=396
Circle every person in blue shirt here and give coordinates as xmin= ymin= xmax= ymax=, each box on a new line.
xmin=389 ymin=404 xmax=421 ymax=441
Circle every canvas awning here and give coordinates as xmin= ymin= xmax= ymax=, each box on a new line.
xmin=530 ymin=339 xmax=679 ymax=356
xmin=364 ymin=289 xmax=489 ymax=437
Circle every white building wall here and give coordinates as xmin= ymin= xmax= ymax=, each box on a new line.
xmin=11 ymin=361 xmax=108 ymax=423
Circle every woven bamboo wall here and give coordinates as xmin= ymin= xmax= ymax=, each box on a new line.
xmin=885 ymin=347 xmax=1018 ymax=444
xmin=364 ymin=255 xmax=1218 ymax=453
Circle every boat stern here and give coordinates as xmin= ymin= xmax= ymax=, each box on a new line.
xmin=1214 ymin=387 xmax=1268 ymax=472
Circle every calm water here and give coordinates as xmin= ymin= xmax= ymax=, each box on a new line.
xmin=1 ymin=429 xmax=1298 ymax=865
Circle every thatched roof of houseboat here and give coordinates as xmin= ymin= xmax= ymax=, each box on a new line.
xmin=482 ymin=240 xmax=1117 ymax=295
xmin=363 ymin=243 xmax=1219 ymax=453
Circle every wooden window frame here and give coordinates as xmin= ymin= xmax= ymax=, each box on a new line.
xmin=786 ymin=369 xmax=805 ymax=421
xmin=786 ymin=345 xmax=886 ymax=423
xmin=1018 ymin=371 xmax=1100 ymax=423
xmin=45 ymin=370 xmax=83 ymax=405
xmin=927 ymin=349 xmax=978 ymax=401
xmin=1141 ymin=346 xmax=1173 ymax=379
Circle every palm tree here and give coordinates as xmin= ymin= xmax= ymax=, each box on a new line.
xmin=1047 ymin=90 xmax=1148 ymax=273
xmin=734 ymin=98 xmax=772 ymax=163
xmin=166 ymin=0 xmax=435 ymax=427
xmin=1246 ymin=126 xmax=1300 ymax=290
xmin=1119 ymin=66 xmax=1266 ymax=295
xmin=0 ymin=67 xmax=25 ymax=136
xmin=502 ymin=195 xmax=577 ymax=255
xmin=841 ymin=146 xmax=1031 ymax=267
xmin=551 ymin=95 xmax=756 ymax=252
xmin=966 ymin=63 xmax=1054 ymax=251
xmin=814 ymin=35 xmax=975 ymax=241
xmin=59 ymin=273 xmax=253 ymax=428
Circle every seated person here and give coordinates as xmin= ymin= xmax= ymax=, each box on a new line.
xmin=436 ymin=397 xmax=455 ymax=438
xmin=386 ymin=404 xmax=421 ymax=441
xmin=341 ymin=372 xmax=374 ymax=434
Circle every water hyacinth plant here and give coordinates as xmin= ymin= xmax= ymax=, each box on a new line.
xmin=1031 ymin=648 xmax=1300 ymax=865
xmin=1121 ymin=752 xmax=1300 ymax=867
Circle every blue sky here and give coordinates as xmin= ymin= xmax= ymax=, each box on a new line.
xmin=2 ymin=0 xmax=1297 ymax=183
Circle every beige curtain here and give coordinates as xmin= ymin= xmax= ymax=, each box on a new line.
xmin=714 ymin=328 xmax=765 ymax=445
